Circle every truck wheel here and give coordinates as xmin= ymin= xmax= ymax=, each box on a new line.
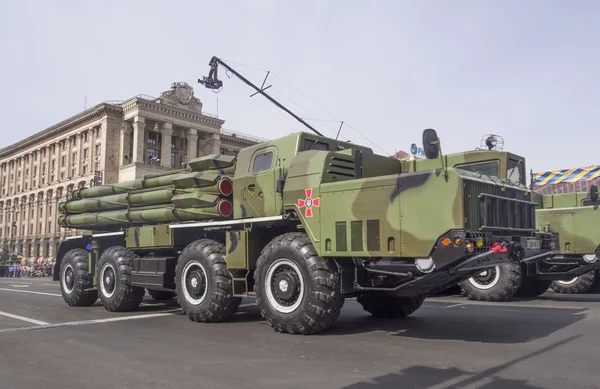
xmin=97 ymin=246 xmax=145 ymax=312
xmin=148 ymin=289 xmax=177 ymax=301
xmin=60 ymin=248 xmax=98 ymax=307
xmin=459 ymin=262 xmax=522 ymax=302
xmin=550 ymin=271 xmax=596 ymax=294
xmin=254 ymin=232 xmax=345 ymax=335
xmin=175 ymin=239 xmax=241 ymax=322
xmin=514 ymin=278 xmax=552 ymax=298
xmin=356 ymin=294 xmax=425 ymax=318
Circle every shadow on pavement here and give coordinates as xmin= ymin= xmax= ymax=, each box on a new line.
xmin=341 ymin=334 xmax=581 ymax=388
xmin=323 ymin=302 xmax=587 ymax=343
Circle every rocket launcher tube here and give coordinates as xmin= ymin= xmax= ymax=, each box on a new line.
xmin=74 ymin=169 xmax=234 ymax=200
xmin=59 ymin=187 xmax=178 ymax=214
xmin=58 ymin=199 xmax=233 ymax=229
xmin=59 ymin=177 xmax=234 ymax=214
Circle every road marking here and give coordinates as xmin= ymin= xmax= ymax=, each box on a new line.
xmin=9 ymin=284 xmax=29 ymax=288
xmin=0 ymin=310 xmax=49 ymax=325
xmin=42 ymin=284 xmax=57 ymax=286
xmin=0 ymin=288 xmax=62 ymax=297
xmin=445 ymin=303 xmax=466 ymax=309
xmin=0 ymin=308 xmax=182 ymax=334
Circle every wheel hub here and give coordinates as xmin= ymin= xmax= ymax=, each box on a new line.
xmin=186 ymin=270 xmax=206 ymax=298
xmin=65 ymin=270 xmax=74 ymax=290
xmin=272 ymin=269 xmax=300 ymax=304
xmin=474 ymin=269 xmax=495 ymax=284
xmin=103 ymin=268 xmax=115 ymax=294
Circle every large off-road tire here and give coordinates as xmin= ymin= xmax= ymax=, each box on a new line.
xmin=97 ymin=246 xmax=145 ymax=312
xmin=60 ymin=248 xmax=98 ymax=307
xmin=175 ymin=239 xmax=241 ymax=322
xmin=514 ymin=277 xmax=552 ymax=298
xmin=550 ymin=271 xmax=596 ymax=294
xmin=254 ymin=232 xmax=345 ymax=335
xmin=148 ymin=289 xmax=177 ymax=301
xmin=459 ymin=262 xmax=522 ymax=302
xmin=356 ymin=294 xmax=425 ymax=318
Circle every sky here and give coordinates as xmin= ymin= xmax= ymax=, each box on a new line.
xmin=0 ymin=0 xmax=598 ymax=181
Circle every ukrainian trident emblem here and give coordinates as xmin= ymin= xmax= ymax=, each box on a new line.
xmin=298 ymin=188 xmax=320 ymax=217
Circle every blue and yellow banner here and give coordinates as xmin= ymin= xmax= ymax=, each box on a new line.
xmin=532 ymin=165 xmax=600 ymax=186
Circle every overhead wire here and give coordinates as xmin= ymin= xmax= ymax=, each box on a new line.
xmin=215 ymin=57 xmax=392 ymax=155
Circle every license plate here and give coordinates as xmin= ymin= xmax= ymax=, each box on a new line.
xmin=526 ymin=239 xmax=541 ymax=250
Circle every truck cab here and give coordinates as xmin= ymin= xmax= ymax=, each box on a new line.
xmin=399 ymin=134 xmax=600 ymax=300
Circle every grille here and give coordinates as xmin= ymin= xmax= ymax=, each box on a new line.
xmin=462 ymin=178 xmax=536 ymax=232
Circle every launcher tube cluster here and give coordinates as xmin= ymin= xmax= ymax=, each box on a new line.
xmin=58 ymin=154 xmax=236 ymax=230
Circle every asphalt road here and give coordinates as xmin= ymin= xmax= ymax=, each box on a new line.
xmin=0 ymin=278 xmax=599 ymax=389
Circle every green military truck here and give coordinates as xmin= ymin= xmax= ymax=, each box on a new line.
xmin=403 ymin=135 xmax=600 ymax=301
xmin=532 ymin=167 xmax=600 ymax=294
xmin=52 ymin=59 xmax=558 ymax=334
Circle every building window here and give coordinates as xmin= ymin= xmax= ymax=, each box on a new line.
xmin=95 ymin=144 xmax=100 ymax=156
xmin=72 ymin=152 xmax=77 ymax=161
xmin=71 ymin=169 xmax=75 ymax=177
xmin=84 ymin=132 xmax=88 ymax=142
xmin=83 ymin=148 xmax=88 ymax=159
xmin=147 ymin=149 xmax=157 ymax=163
xmin=83 ymin=166 xmax=87 ymax=175
xmin=148 ymin=132 xmax=161 ymax=145
xmin=61 ymin=156 xmax=65 ymax=167
xmin=94 ymin=162 xmax=99 ymax=170
xmin=170 ymin=152 xmax=175 ymax=167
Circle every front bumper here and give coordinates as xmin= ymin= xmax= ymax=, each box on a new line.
xmin=355 ymin=229 xmax=558 ymax=297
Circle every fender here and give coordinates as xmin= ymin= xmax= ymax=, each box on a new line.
xmin=52 ymin=237 xmax=89 ymax=281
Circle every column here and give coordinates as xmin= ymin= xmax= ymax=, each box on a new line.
xmin=131 ymin=117 xmax=145 ymax=163
xmin=28 ymin=153 xmax=34 ymax=190
xmin=187 ymin=128 xmax=198 ymax=161
xmin=211 ymin=133 xmax=221 ymax=154
xmin=120 ymin=123 xmax=132 ymax=165
xmin=161 ymin=123 xmax=173 ymax=168
xmin=78 ymin=133 xmax=84 ymax=175
xmin=65 ymin=138 xmax=72 ymax=179
xmin=36 ymin=149 xmax=43 ymax=186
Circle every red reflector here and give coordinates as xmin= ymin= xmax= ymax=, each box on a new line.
xmin=218 ymin=199 xmax=233 ymax=217
xmin=218 ymin=178 xmax=233 ymax=196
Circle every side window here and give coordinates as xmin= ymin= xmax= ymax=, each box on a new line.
xmin=252 ymin=151 xmax=274 ymax=174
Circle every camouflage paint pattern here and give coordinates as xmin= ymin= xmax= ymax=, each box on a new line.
xmin=59 ymin=131 xmax=536 ymax=267
xmin=407 ymin=148 xmax=600 ymax=256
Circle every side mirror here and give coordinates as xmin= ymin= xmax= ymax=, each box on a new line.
xmin=591 ymin=184 xmax=598 ymax=202
xmin=422 ymin=128 xmax=440 ymax=159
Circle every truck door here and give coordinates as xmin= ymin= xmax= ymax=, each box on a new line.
xmin=240 ymin=146 xmax=278 ymax=217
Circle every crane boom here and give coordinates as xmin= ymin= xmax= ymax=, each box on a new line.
xmin=198 ymin=56 xmax=324 ymax=137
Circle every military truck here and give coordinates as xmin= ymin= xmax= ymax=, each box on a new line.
xmin=52 ymin=59 xmax=558 ymax=335
xmin=532 ymin=166 xmax=600 ymax=294
xmin=403 ymin=134 xmax=600 ymax=301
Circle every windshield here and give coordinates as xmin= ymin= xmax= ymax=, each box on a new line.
xmin=456 ymin=161 xmax=500 ymax=178
xmin=507 ymin=159 xmax=525 ymax=185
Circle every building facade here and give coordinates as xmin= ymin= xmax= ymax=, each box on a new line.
xmin=0 ymin=82 xmax=264 ymax=260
